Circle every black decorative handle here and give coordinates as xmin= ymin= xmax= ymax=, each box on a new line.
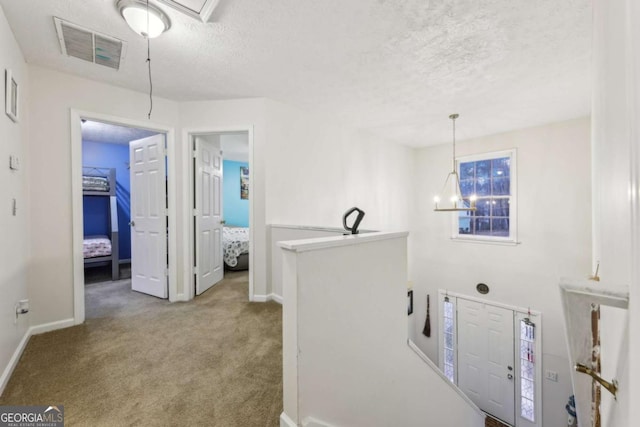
xmin=342 ymin=207 xmax=365 ymax=235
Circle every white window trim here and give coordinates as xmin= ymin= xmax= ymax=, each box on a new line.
xmin=451 ymin=148 xmax=518 ymax=244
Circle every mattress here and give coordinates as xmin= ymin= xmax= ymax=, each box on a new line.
xmin=83 ymin=235 xmax=112 ymax=259
xmin=83 ymin=175 xmax=110 ymax=192
xmin=223 ymin=227 xmax=249 ymax=268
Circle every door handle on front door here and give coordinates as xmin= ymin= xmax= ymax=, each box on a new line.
xmin=507 ymin=373 xmax=513 ymax=380
xmin=130 ymin=221 xmax=135 ymax=227
xmin=220 ymin=220 xmax=226 ymax=225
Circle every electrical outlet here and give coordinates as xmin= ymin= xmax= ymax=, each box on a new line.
xmin=15 ymin=299 xmax=29 ymax=323
xmin=545 ymin=370 xmax=558 ymax=382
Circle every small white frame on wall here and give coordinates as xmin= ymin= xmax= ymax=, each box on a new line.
xmin=5 ymin=69 xmax=18 ymax=123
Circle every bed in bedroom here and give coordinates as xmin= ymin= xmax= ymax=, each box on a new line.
xmin=83 ymin=166 xmax=119 ymax=281
xmin=223 ymin=226 xmax=249 ymax=271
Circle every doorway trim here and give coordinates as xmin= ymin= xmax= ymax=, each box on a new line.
xmin=183 ymin=126 xmax=255 ymax=301
xmin=437 ymin=290 xmax=543 ymax=427
xmin=70 ymin=109 xmax=178 ymax=324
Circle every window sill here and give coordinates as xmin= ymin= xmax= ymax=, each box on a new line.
xmin=450 ymin=236 xmax=520 ymax=246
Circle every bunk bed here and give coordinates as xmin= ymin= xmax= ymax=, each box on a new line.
xmin=83 ymin=166 xmax=119 ymax=281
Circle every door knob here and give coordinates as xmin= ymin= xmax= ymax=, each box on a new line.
xmin=129 ymin=220 xmax=135 ymax=227
xmin=220 ymin=220 xmax=226 ymax=225
xmin=507 ymin=373 xmax=513 ymax=380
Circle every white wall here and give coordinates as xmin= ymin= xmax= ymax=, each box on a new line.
xmin=410 ymin=117 xmax=591 ymax=427
xmin=26 ymin=66 xmax=179 ymax=325
xmin=263 ymin=100 xmax=413 ymax=232
xmin=268 ymin=225 xmax=346 ymax=300
xmin=263 ymin=100 xmax=413 ymax=297
xmin=630 ymin=0 xmax=640 ymax=421
xmin=0 ymin=4 xmax=30 ymax=393
xmin=181 ymin=99 xmax=414 ymax=298
xmin=280 ymin=232 xmax=484 ymax=427
xmin=591 ymin=0 xmax=640 ymax=424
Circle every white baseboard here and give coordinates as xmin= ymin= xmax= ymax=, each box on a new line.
xmin=303 ymin=417 xmax=337 ymax=427
xmin=171 ymin=293 xmax=188 ymax=302
xmin=1 ymin=318 xmax=75 ymax=396
xmin=30 ymin=318 xmax=75 ymax=335
xmin=252 ymin=294 xmax=283 ymax=304
xmin=280 ymin=412 xmax=297 ymax=427
xmin=0 ymin=327 xmax=31 ymax=396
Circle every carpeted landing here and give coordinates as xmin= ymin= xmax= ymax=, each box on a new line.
xmin=0 ymin=271 xmax=283 ymax=426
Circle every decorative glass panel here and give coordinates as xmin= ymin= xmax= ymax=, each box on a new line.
xmin=521 ymin=397 xmax=535 ymax=421
xmin=444 ymin=301 xmax=452 ymax=318
xmin=444 ymin=316 xmax=453 ymax=334
xmin=445 ymin=348 xmax=454 ymax=365
xmin=445 ymin=332 xmax=453 ymax=348
xmin=444 ymin=364 xmax=454 ymax=381
xmin=520 ymin=319 xmax=536 ymax=422
xmin=443 ymin=299 xmax=455 ymax=383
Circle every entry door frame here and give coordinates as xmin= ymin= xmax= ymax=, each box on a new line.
xmin=438 ymin=290 xmax=543 ymax=427
xmin=70 ymin=109 xmax=178 ymax=324
xmin=183 ymin=126 xmax=255 ymax=301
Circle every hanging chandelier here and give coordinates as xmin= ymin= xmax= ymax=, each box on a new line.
xmin=433 ymin=114 xmax=477 ymax=212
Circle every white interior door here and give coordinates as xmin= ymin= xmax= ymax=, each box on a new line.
xmin=129 ymin=134 xmax=168 ymax=298
xmin=195 ymin=135 xmax=224 ymax=295
xmin=458 ymin=299 xmax=515 ymax=425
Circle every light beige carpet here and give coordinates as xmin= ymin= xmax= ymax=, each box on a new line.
xmin=0 ymin=271 xmax=283 ymax=426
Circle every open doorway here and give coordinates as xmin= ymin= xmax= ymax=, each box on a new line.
xmin=81 ymin=120 xmax=159 ymax=285
xmin=71 ymin=110 xmax=178 ymax=325
xmin=80 ymin=119 xmax=169 ymax=316
xmin=190 ymin=130 xmax=251 ymax=297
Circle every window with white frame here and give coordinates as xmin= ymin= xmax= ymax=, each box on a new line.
xmin=455 ymin=150 xmax=516 ymax=241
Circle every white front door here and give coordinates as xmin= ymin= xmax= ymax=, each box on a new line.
xmin=458 ymin=299 xmax=515 ymax=425
xmin=129 ymin=134 xmax=168 ymax=298
xmin=195 ymin=136 xmax=224 ymax=295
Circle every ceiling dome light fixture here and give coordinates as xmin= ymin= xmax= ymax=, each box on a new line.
xmin=434 ymin=114 xmax=477 ymax=212
xmin=117 ymin=0 xmax=171 ymax=38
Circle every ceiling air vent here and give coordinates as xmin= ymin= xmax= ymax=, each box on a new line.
xmin=54 ymin=17 xmax=127 ymax=70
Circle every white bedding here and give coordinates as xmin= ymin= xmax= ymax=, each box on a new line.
xmin=223 ymin=227 xmax=249 ymax=267
xmin=83 ymin=235 xmax=112 ymax=258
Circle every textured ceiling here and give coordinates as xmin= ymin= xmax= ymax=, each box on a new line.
xmin=0 ymin=0 xmax=591 ymax=146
